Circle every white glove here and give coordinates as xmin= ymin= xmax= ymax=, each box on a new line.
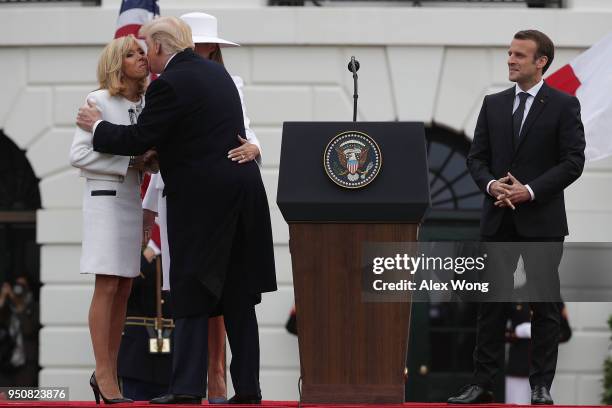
xmin=515 ymin=322 xmax=531 ymax=339
xmin=147 ymin=239 xmax=161 ymax=256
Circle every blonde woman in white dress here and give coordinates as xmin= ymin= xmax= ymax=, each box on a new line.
xmin=70 ymin=35 xmax=151 ymax=405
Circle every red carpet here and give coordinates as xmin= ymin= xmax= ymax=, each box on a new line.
xmin=0 ymin=402 xmax=607 ymax=407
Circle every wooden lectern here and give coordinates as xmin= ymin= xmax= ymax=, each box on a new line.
xmin=277 ymin=122 xmax=431 ymax=403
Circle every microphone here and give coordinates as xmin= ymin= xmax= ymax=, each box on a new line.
xmin=128 ymin=108 xmax=136 ymax=125
xmin=348 ymin=57 xmax=360 ymax=122
xmin=347 ymin=57 xmax=360 ymax=74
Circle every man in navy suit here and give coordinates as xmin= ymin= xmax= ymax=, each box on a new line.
xmin=447 ymin=30 xmax=585 ymax=405
xmin=77 ymin=17 xmax=276 ymax=405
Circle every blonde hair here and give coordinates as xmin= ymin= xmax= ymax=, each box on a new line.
xmin=140 ymin=16 xmax=194 ymax=55
xmin=97 ymin=35 xmax=147 ymax=97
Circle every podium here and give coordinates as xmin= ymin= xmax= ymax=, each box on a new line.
xmin=277 ymin=122 xmax=431 ymax=403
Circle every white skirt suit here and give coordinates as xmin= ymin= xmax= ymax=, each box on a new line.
xmin=70 ymin=89 xmax=143 ymax=278
xmin=142 ymin=75 xmax=261 ymax=290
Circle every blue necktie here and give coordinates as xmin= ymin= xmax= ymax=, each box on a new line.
xmin=513 ymin=92 xmax=530 ymax=147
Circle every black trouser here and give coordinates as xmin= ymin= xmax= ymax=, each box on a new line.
xmin=169 ymin=259 xmax=261 ymax=397
xmin=474 ymin=210 xmax=563 ymax=390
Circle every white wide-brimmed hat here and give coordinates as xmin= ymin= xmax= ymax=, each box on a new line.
xmin=180 ymin=12 xmax=239 ymax=47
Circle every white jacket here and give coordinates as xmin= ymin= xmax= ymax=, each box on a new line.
xmin=69 ymin=89 xmax=133 ymax=181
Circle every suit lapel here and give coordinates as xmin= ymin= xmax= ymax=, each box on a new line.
xmin=501 ymin=87 xmax=516 ymax=152
xmin=515 ymin=83 xmax=550 ymax=153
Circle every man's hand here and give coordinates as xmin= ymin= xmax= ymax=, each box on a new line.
xmin=490 ymin=176 xmax=515 ymax=210
xmin=76 ymin=99 xmax=102 ymax=133
xmin=494 ymin=172 xmax=531 ymax=208
xmin=228 ymin=135 xmax=260 ymax=164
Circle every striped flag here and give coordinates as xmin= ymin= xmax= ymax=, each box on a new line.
xmin=348 ymin=159 xmax=358 ymax=175
xmin=546 ymin=33 xmax=612 ymax=162
xmin=115 ymin=0 xmax=160 ymax=39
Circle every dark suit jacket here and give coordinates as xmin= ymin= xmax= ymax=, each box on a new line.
xmin=467 ymin=83 xmax=585 ymax=237
xmin=93 ymin=49 xmax=277 ymax=317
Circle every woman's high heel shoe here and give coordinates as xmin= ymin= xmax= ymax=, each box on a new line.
xmin=89 ymin=372 xmax=133 ymax=404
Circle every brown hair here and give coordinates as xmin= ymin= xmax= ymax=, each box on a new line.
xmin=97 ymin=35 xmax=147 ymax=97
xmin=209 ymin=44 xmax=225 ymax=66
xmin=514 ymin=29 xmax=555 ymax=74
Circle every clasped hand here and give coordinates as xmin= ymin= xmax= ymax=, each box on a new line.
xmin=490 ymin=172 xmax=531 ymax=210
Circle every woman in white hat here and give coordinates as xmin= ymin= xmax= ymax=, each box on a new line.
xmin=141 ymin=11 xmax=262 ymax=405
xmin=181 ymin=11 xmax=261 ymax=165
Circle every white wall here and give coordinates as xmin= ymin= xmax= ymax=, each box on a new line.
xmin=0 ymin=3 xmax=611 ymax=403
xmin=569 ymin=0 xmax=612 ymax=9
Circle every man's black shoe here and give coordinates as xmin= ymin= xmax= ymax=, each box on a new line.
xmin=228 ymin=395 xmax=262 ymax=404
xmin=531 ymin=385 xmax=554 ymax=405
xmin=150 ymin=393 xmax=202 ymax=404
xmin=447 ymin=384 xmax=494 ymax=404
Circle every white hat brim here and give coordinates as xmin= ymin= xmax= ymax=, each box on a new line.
xmin=192 ymin=35 xmax=239 ymax=47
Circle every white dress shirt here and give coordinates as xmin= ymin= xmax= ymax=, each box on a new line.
xmin=512 ymin=79 xmax=544 ymax=135
xmin=486 ymin=80 xmax=543 ymax=201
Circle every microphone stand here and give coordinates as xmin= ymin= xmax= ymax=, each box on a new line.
xmin=351 ymin=57 xmax=359 ymax=122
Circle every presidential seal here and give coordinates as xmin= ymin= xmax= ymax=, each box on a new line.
xmin=323 ymin=131 xmax=382 ymax=189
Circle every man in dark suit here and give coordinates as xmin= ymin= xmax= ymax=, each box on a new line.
xmin=77 ymin=17 xmax=277 ymax=405
xmin=447 ymin=30 xmax=585 ymax=405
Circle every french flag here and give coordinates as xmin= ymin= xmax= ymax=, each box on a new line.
xmin=546 ymin=33 xmax=612 ymax=162
xmin=114 ymin=0 xmax=160 ymax=39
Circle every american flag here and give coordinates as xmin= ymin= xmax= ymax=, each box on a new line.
xmin=114 ymin=0 xmax=160 ymax=39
